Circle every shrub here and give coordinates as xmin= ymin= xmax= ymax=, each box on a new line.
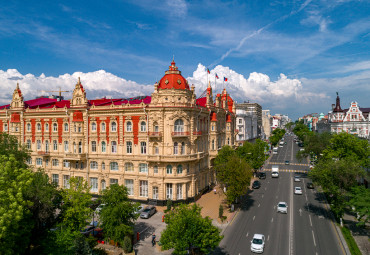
xmin=166 ymin=199 xmax=172 ymax=211
xmin=219 ymin=205 xmax=224 ymax=219
xmin=340 ymin=226 xmax=361 ymax=255
xmin=122 ymin=236 xmax=132 ymax=253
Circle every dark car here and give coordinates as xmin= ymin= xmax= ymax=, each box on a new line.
xmin=140 ymin=206 xmax=156 ymax=219
xmin=252 ymin=180 xmax=261 ymax=189
xmin=285 ymin=160 xmax=290 ymax=165
xmin=258 ymin=172 xmax=266 ymax=179
xmin=307 ymin=182 xmax=314 ymax=189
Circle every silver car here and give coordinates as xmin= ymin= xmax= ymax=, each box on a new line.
xmin=277 ymin=202 xmax=288 ymax=213
xmin=140 ymin=206 xmax=156 ymax=219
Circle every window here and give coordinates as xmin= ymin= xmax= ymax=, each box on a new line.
xmin=125 ymin=179 xmax=134 ymax=196
xmin=73 ymin=142 xmax=76 ymax=153
xmin=140 ymin=141 xmax=146 ymax=154
xmin=74 ymin=125 xmax=76 ymax=132
xmin=63 ymin=141 xmax=68 ymax=152
xmin=52 ymin=159 xmax=59 ymax=166
xmin=101 ymin=162 xmax=105 ymax=170
xmin=139 ymin=163 xmax=148 ymax=173
xmin=26 ymin=139 xmax=31 ymax=149
xmin=239 ymin=119 xmax=242 ymax=124
xmin=101 ymin=141 xmax=106 ymax=153
xmin=155 ymin=146 xmax=159 ymax=155
xmin=177 ymin=184 xmax=183 ymax=199
xmin=212 ymin=139 xmax=215 ymax=150
xmin=53 ymin=123 xmax=57 ymax=132
xmin=27 ymin=123 xmax=31 ymax=131
xmin=101 ymin=180 xmax=106 ymax=191
xmin=37 ymin=123 xmax=41 ymax=131
xmin=63 ymin=175 xmax=70 ymax=188
xmin=154 ymin=165 xmax=158 ymax=174
xmin=64 ymin=123 xmax=68 ymax=132
xmin=91 ymin=141 xmax=97 ymax=152
xmin=53 ymin=140 xmax=58 ymax=151
xmin=90 ymin=161 xmax=98 ymax=170
xmin=26 ymin=158 xmax=32 ymax=164
xmin=212 ymin=125 xmax=215 ymax=131
xmin=111 ymin=122 xmax=117 ymax=132
xmin=78 ymin=142 xmax=82 ymax=153
xmin=125 ymin=162 xmax=134 ymax=172
xmin=166 ymin=183 xmax=173 ymax=199
xmin=36 ymin=158 xmax=42 ymax=166
xmin=139 ymin=180 xmax=148 ymax=197
xmin=174 ymin=119 xmax=184 ymax=132
xmin=126 ymin=121 xmax=132 ymax=132
xmin=177 ymin=165 xmax=183 ymax=174
xmin=4 ymin=123 xmax=8 ymax=131
xmin=101 ymin=122 xmax=106 ymax=132
xmin=37 ymin=140 xmax=41 ymax=150
xmin=45 ymin=159 xmax=49 ymax=166
xmin=173 ymin=142 xmax=178 ymax=155
xmin=227 ymin=137 xmax=230 ymax=145
xmin=166 ymin=165 xmax=172 ymax=174
xmin=52 ymin=174 xmax=59 ymax=186
xmin=111 ymin=141 xmax=117 ymax=153
xmin=78 ymin=126 xmax=82 ymax=133
xmin=110 ymin=162 xmax=118 ymax=170
xmin=63 ymin=160 xmax=70 ymax=168
xmin=153 ymin=186 xmax=158 ymax=199
xmin=126 ymin=141 xmax=132 ymax=154
xmin=110 ymin=179 xmax=118 ymax=185
xmin=140 ymin=121 xmax=146 ymax=132
xmin=91 ymin=122 xmax=97 ymax=131
xmin=45 ymin=123 xmax=49 ymax=131
xmin=80 ymin=162 xmax=84 ymax=169
xmin=154 ymin=125 xmax=159 ymax=132
xmin=181 ymin=142 xmax=185 ymax=155
xmin=90 ymin=178 xmax=98 ymax=192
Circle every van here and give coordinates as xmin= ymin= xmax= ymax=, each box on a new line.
xmin=271 ymin=165 xmax=279 ymax=178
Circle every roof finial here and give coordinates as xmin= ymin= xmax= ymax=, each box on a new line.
xmin=16 ymin=83 xmax=19 ymax=90
xmin=78 ymin=77 xmax=81 ymax=84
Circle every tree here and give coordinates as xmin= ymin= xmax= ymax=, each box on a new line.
xmin=292 ymin=122 xmax=311 ymax=142
xmin=0 ymin=133 xmax=30 ymax=167
xmin=348 ymin=186 xmax=370 ymax=226
xmin=269 ymin=128 xmax=286 ymax=146
xmin=296 ymin=132 xmax=332 ymax=161
xmin=99 ymin=184 xmax=139 ymax=245
xmin=0 ymin=155 xmax=34 ymax=255
xmin=160 ymin=203 xmax=223 ymax=254
xmin=237 ymin=139 xmax=268 ymax=170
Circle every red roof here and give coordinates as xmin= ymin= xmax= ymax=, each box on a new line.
xmin=158 ymin=61 xmax=189 ymax=90
xmin=196 ymin=97 xmax=207 ymax=107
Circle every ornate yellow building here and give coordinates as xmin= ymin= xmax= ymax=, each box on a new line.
xmin=0 ymin=61 xmax=235 ymax=204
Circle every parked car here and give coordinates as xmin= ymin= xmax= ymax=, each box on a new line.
xmin=258 ymin=172 xmax=266 ymax=179
xmin=285 ymin=160 xmax=290 ymax=165
xmin=294 ymin=187 xmax=303 ymax=195
xmin=140 ymin=206 xmax=156 ymax=219
xmin=307 ymin=182 xmax=314 ymax=189
xmin=250 ymin=234 xmax=265 ymax=253
xmin=277 ymin=202 xmax=288 ymax=214
xmin=252 ymin=180 xmax=261 ymax=189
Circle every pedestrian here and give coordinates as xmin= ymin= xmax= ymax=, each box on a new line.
xmin=213 ymin=188 xmax=216 ymax=194
xmin=152 ymin=233 xmax=156 ymax=247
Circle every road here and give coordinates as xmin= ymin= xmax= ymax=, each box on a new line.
xmin=216 ymin=134 xmax=345 ymax=255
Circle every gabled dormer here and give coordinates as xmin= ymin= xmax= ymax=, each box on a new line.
xmin=10 ymin=83 xmax=24 ymax=110
xmin=70 ymin=77 xmax=88 ymax=107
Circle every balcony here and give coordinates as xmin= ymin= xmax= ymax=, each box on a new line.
xmin=37 ymin=151 xmax=50 ymax=156
xmin=171 ymin=131 xmax=190 ymax=137
xmin=193 ymin=131 xmax=202 ymax=136
xmin=64 ymin=153 xmax=87 ymax=160
xmin=146 ymin=152 xmax=205 ymax=163
xmin=148 ymin=132 xmax=162 ymax=137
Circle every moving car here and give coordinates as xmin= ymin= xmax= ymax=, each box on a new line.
xmin=294 ymin=176 xmax=301 ymax=182
xmin=277 ymin=202 xmax=288 ymax=214
xmin=250 ymin=234 xmax=265 ymax=253
xmin=140 ymin=206 xmax=156 ymax=219
xmin=285 ymin=160 xmax=290 ymax=165
xmin=294 ymin=187 xmax=303 ymax=195
xmin=307 ymin=182 xmax=314 ymax=189
xmin=252 ymin=180 xmax=261 ymax=189
xmin=258 ymin=172 xmax=266 ymax=179
xmin=271 ymin=165 xmax=279 ymax=178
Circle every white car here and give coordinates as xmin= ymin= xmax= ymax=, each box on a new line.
xmin=251 ymin=234 xmax=265 ymax=253
xmin=294 ymin=187 xmax=303 ymax=195
xmin=294 ymin=176 xmax=301 ymax=182
xmin=277 ymin=202 xmax=288 ymax=213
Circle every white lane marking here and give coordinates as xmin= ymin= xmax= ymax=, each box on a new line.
xmin=309 ymin=215 xmax=312 ymax=227
xmin=312 ymin=230 xmax=316 ymax=247
xmin=271 ymin=217 xmax=273 ymax=223
xmin=253 ymin=216 xmax=255 ymax=221
xmin=289 ymin=173 xmax=294 ymax=255
xmin=268 ymin=235 xmax=270 ymax=241
xmin=305 ymin=194 xmax=308 ymax=201
xmin=258 ymin=204 xmax=260 ymax=207
xmin=246 ymin=232 xmax=249 ymax=237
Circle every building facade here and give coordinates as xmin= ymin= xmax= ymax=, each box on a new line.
xmin=329 ymin=93 xmax=370 ymax=139
xmin=0 ymin=61 xmax=236 ymax=204
xmin=262 ymin=109 xmax=271 ymax=139
xmin=236 ymin=103 xmax=262 ymax=138
xmin=235 ymin=108 xmax=257 ymax=145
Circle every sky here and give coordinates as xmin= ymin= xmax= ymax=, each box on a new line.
xmin=1 ymin=0 xmax=370 ymax=120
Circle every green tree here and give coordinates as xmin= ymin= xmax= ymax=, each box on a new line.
xmin=0 ymin=155 xmax=34 ymax=255
xmin=0 ymin=133 xmax=30 ymax=166
xmin=160 ymin=203 xmax=223 ymax=254
xmin=100 ymin=184 xmax=139 ymax=245
xmin=348 ymin=186 xmax=370 ymax=226
xmin=292 ymin=122 xmax=311 ymax=142
xmin=237 ymin=139 xmax=268 ymax=170
xmin=269 ymin=128 xmax=286 ymax=146
xmin=296 ymin=132 xmax=332 ymax=161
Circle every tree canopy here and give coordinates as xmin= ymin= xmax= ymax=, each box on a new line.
xmin=269 ymin=128 xmax=286 ymax=146
xmin=236 ymin=139 xmax=268 ymax=170
xmin=160 ymin=203 xmax=223 ymax=254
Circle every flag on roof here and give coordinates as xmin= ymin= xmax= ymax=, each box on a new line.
xmin=215 ymin=73 xmax=219 ymax=79
xmin=224 ymin=77 xmax=228 ymax=82
xmin=207 ymin=68 xmax=210 ymax=74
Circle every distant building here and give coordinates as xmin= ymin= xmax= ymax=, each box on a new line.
xmin=235 ymin=108 xmax=257 ymax=145
xmin=328 ymin=93 xmax=370 ymax=139
xmin=262 ymin=110 xmax=271 ymax=139
xmin=236 ymin=102 xmax=262 ymax=138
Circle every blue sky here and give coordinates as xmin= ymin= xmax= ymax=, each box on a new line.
xmin=1 ymin=0 xmax=370 ymax=120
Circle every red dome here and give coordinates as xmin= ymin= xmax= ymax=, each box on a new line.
xmin=158 ymin=60 xmax=189 ymax=90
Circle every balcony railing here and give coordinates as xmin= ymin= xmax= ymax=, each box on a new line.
xmin=193 ymin=131 xmax=202 ymax=136
xmin=148 ymin=132 xmax=162 ymax=137
xmin=37 ymin=151 xmax=50 ymax=156
xmin=171 ymin=131 xmax=190 ymax=137
xmin=64 ymin=153 xmax=86 ymax=160
xmin=146 ymin=152 xmax=205 ymax=162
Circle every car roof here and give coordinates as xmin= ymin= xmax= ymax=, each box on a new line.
xmin=253 ymin=234 xmax=264 ymax=239
xmin=295 ymin=187 xmax=302 ymax=189
xmin=278 ymin=202 xmax=287 ymax=204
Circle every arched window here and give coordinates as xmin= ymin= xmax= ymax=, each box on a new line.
xmin=37 ymin=123 xmax=41 ymax=131
xmin=4 ymin=123 xmax=8 ymax=131
xmin=91 ymin=141 xmax=97 ymax=152
xmin=101 ymin=122 xmax=106 ymax=132
xmin=140 ymin=121 xmax=146 ymax=132
xmin=177 ymin=165 xmax=183 ymax=174
xmin=101 ymin=162 xmax=105 ymax=170
xmin=26 ymin=139 xmax=31 ymax=149
xmin=173 ymin=142 xmax=178 ymax=155
xmin=91 ymin=122 xmax=97 ymax=131
xmin=64 ymin=123 xmax=68 ymax=132
xmin=125 ymin=162 xmax=134 ymax=172
xmin=174 ymin=119 xmax=184 ymax=132
xmin=78 ymin=141 xmax=82 ymax=153
xmin=111 ymin=141 xmax=117 ymax=153
xmin=212 ymin=139 xmax=215 ymax=150
xmin=111 ymin=122 xmax=117 ymax=132
xmin=227 ymin=137 xmax=230 ymax=145
xmin=126 ymin=141 xmax=132 ymax=154
xmin=45 ymin=140 xmax=49 ymax=152
xmin=64 ymin=141 xmax=69 ymax=152
xmin=73 ymin=142 xmax=76 ymax=153
xmin=126 ymin=121 xmax=132 ymax=132
xmin=53 ymin=140 xmax=58 ymax=151
xmin=110 ymin=161 xmax=118 ymax=170
xmin=90 ymin=161 xmax=98 ymax=169
xmin=181 ymin=142 xmax=185 ymax=155
xmin=166 ymin=165 xmax=172 ymax=174
xmin=101 ymin=180 xmax=106 ymax=191
xmin=101 ymin=141 xmax=106 ymax=152
xmin=27 ymin=123 xmax=31 ymax=132
xmin=53 ymin=123 xmax=58 ymax=132
xmin=45 ymin=123 xmax=49 ymax=131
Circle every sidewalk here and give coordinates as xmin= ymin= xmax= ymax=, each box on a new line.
xmin=342 ymin=211 xmax=370 ymax=255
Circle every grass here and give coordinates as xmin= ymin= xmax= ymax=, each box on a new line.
xmin=340 ymin=226 xmax=362 ymax=255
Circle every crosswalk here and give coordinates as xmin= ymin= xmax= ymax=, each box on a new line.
xmin=269 ymin=162 xmax=310 ymax=166
xmin=263 ymin=169 xmax=309 ymax=173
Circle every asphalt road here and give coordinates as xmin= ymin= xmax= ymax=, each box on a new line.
xmin=216 ymin=134 xmax=345 ymax=255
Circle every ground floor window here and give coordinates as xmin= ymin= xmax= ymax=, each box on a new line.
xmin=63 ymin=175 xmax=70 ymax=189
xmin=52 ymin=174 xmax=59 ymax=186
xmin=153 ymin=186 xmax=158 ymax=199
xmin=125 ymin=179 xmax=134 ymax=196
xmin=36 ymin=158 xmax=42 ymax=166
xmin=166 ymin=183 xmax=173 ymax=199
xmin=140 ymin=180 xmax=148 ymax=197
xmin=177 ymin=184 xmax=183 ymax=200
xmin=90 ymin=178 xmax=98 ymax=192
xmin=110 ymin=179 xmax=118 ymax=185
xmin=101 ymin=180 xmax=106 ymax=191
